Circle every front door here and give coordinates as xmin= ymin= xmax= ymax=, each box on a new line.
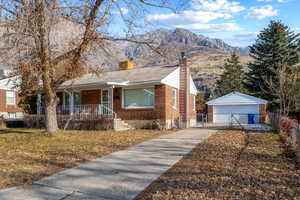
xmin=101 ymin=88 xmax=113 ymax=115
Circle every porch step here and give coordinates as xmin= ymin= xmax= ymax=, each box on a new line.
xmin=114 ymin=119 xmax=135 ymax=131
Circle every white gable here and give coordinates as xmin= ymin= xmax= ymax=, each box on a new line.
xmin=161 ymin=68 xmax=180 ymax=89
xmin=190 ymin=76 xmax=198 ymax=95
xmin=0 ymin=76 xmax=20 ymax=91
xmin=161 ymin=70 xmax=198 ymax=95
xmin=206 ymin=92 xmax=267 ymax=105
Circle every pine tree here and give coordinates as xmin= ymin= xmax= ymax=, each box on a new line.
xmin=245 ymin=21 xmax=299 ymax=111
xmin=215 ymin=53 xmax=245 ymax=97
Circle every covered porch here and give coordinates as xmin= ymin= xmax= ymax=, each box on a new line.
xmin=36 ymin=87 xmax=116 ymax=119
xmin=35 ymin=84 xmax=157 ymax=121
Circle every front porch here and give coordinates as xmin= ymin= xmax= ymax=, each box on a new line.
xmin=38 ymin=104 xmax=115 ymax=120
xmin=36 ymin=87 xmax=116 ymax=120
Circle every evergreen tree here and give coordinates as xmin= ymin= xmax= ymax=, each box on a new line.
xmin=245 ymin=21 xmax=300 ymax=111
xmin=215 ymin=53 xmax=245 ymax=97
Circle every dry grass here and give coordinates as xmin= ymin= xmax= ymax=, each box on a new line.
xmin=0 ymin=128 xmax=172 ymax=189
xmin=135 ymin=130 xmax=300 ymax=200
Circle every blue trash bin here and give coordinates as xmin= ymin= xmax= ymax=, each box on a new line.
xmin=248 ymin=114 xmax=255 ymax=124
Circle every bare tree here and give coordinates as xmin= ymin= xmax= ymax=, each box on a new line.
xmin=0 ymin=0 xmax=176 ymax=133
xmin=264 ymin=63 xmax=300 ymax=115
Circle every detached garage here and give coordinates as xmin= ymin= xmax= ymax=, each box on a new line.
xmin=206 ymin=92 xmax=267 ymax=124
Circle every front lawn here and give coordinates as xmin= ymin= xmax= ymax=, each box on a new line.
xmin=0 ymin=128 xmax=172 ymax=189
xmin=135 ymin=130 xmax=300 ymax=200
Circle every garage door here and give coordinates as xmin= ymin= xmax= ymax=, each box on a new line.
xmin=213 ymin=105 xmax=259 ymax=123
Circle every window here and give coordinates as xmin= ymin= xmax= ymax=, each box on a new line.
xmin=6 ymin=91 xmax=15 ymax=105
xmin=123 ymin=87 xmax=154 ymax=108
xmin=73 ymin=92 xmax=81 ymax=105
xmin=172 ymin=88 xmax=177 ymax=108
xmin=64 ymin=92 xmax=81 ymax=105
xmin=64 ymin=92 xmax=70 ymax=105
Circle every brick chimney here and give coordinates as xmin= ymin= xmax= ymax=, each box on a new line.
xmin=179 ymin=52 xmax=190 ymax=128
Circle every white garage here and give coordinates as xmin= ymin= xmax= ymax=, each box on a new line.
xmin=206 ymin=92 xmax=267 ymax=124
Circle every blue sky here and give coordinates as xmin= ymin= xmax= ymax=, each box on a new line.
xmin=118 ymin=0 xmax=299 ymax=47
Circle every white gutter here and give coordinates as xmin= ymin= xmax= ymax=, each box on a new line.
xmin=58 ymin=80 xmax=162 ymax=90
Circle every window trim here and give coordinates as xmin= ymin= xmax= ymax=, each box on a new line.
xmin=193 ymin=95 xmax=196 ymax=111
xmin=63 ymin=91 xmax=81 ymax=106
xmin=172 ymin=88 xmax=177 ymax=109
xmin=122 ymin=87 xmax=155 ymax=109
xmin=6 ymin=90 xmax=16 ymax=105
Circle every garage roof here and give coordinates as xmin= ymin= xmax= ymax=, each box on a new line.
xmin=206 ymin=92 xmax=267 ymax=105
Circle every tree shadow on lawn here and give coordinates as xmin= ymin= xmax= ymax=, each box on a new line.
xmin=0 ymin=129 xmax=33 ymax=135
xmin=135 ymin=136 xmax=300 ymax=200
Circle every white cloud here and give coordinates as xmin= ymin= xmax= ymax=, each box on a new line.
xmin=147 ymin=10 xmax=232 ymax=24
xmin=120 ymin=8 xmax=128 ymax=15
xmin=246 ymin=5 xmax=278 ymax=19
xmin=256 ymin=0 xmax=273 ymax=2
xmin=224 ymin=32 xmax=259 ymax=46
xmin=231 ymin=32 xmax=259 ymax=41
xmin=175 ymin=22 xmax=241 ymax=32
xmin=191 ymin=0 xmax=245 ymax=13
xmin=256 ymin=0 xmax=286 ymax=2
xmin=146 ymin=0 xmax=245 ymax=33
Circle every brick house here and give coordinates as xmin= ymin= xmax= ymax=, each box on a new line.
xmin=0 ymin=76 xmax=23 ymax=119
xmin=36 ymin=57 xmax=198 ymax=129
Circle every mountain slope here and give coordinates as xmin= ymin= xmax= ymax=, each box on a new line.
xmin=121 ymin=28 xmax=251 ymax=90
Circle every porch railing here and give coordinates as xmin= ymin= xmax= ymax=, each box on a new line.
xmin=38 ymin=104 xmax=116 ymax=119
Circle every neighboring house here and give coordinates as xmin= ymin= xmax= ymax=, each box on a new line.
xmin=206 ymin=92 xmax=267 ymax=124
xmin=0 ymin=76 xmax=23 ymax=119
xmin=36 ymin=58 xmax=198 ymax=129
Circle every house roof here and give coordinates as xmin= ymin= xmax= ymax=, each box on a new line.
xmin=60 ymin=65 xmax=179 ymax=88
xmin=206 ymin=92 xmax=267 ymax=105
xmin=0 ymin=76 xmax=19 ymax=91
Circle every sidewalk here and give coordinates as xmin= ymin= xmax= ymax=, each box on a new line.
xmin=0 ymin=128 xmax=216 ymax=200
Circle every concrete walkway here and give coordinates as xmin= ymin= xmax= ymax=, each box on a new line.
xmin=0 ymin=128 xmax=216 ymax=200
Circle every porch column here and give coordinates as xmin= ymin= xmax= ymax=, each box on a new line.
xmin=69 ymin=92 xmax=74 ymax=115
xmin=37 ymin=93 xmax=42 ymax=115
xmin=111 ymin=86 xmax=114 ymax=117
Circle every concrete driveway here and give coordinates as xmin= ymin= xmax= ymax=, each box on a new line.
xmin=0 ymin=128 xmax=216 ymax=200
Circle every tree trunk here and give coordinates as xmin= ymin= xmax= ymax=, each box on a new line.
xmin=45 ymin=95 xmax=58 ymax=133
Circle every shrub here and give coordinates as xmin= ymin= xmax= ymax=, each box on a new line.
xmin=279 ymin=117 xmax=298 ymax=142
xmin=278 ymin=116 xmax=300 ymax=166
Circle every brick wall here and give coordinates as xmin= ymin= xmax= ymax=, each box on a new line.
xmin=81 ymin=90 xmax=101 ymax=104
xmin=0 ymin=89 xmax=23 ymax=113
xmin=113 ymin=85 xmax=165 ymax=120
xmin=179 ymin=66 xmax=188 ymax=121
xmin=165 ymin=85 xmax=180 ymax=121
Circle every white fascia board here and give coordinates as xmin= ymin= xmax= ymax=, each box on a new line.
xmin=106 ymin=81 xmax=129 ymax=86
xmin=207 ymin=102 xmax=264 ymax=106
xmin=161 ymin=68 xmax=180 ymax=89
xmin=59 ymin=80 xmax=161 ymax=90
xmin=206 ymin=92 xmax=268 ymax=105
